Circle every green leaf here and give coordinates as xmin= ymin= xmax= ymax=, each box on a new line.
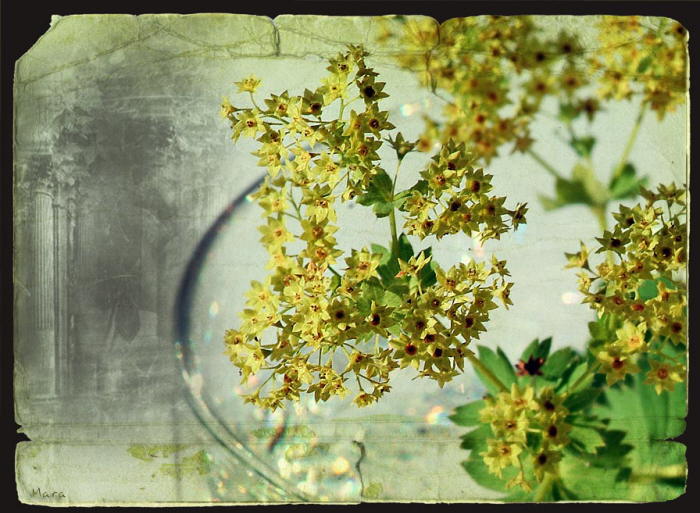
xmin=637 ymin=279 xmax=658 ymax=301
xmin=357 ymin=169 xmax=395 ymax=218
xmin=459 ymin=423 xmax=490 ymax=451
xmin=355 ymin=296 xmax=371 ymax=316
xmin=409 ymin=179 xmax=429 ymax=195
xmin=462 ymin=454 xmax=513 ymax=493
xmin=588 ymin=318 xmax=608 ymax=341
xmin=397 ymin=233 xmax=414 ymax=262
xmin=564 ymin=387 xmax=602 ymax=412
xmin=637 ymin=277 xmax=675 ymax=302
xmin=541 ymin=348 xmax=577 ymax=380
xmin=556 ymin=175 xmax=593 ymax=205
xmin=555 ymin=360 xmax=587 ymax=392
xmin=392 ymin=189 xmax=411 ymax=210
xmin=591 ymin=429 xmax=634 ymax=468
xmin=330 ymin=274 xmax=341 ymax=291
xmin=570 ymin=136 xmax=596 ymax=157
xmin=572 ymin=162 xmax=608 ymax=203
xmin=519 ymin=339 xmax=539 ymax=362
xmin=526 ymin=431 xmax=541 ymax=451
xmin=371 ymin=243 xmax=391 ymax=265
xmin=538 ymin=193 xmax=562 ymax=211
xmin=474 ymin=346 xmax=517 ymax=394
xmin=559 ymin=103 xmax=580 ymax=122
xmin=637 ymin=55 xmax=653 ymax=73
xmin=372 ymin=201 xmax=394 ymax=218
xmin=570 ymin=425 xmax=606 ymax=454
xmin=540 ymin=166 xmax=607 ymax=211
xmin=449 ymin=400 xmax=485 ymax=427
xmin=381 ymin=290 xmax=403 ymax=307
xmin=417 ymin=247 xmax=437 ymax=287
xmin=609 ymin=163 xmax=647 ymax=199
xmin=520 ymin=337 xmax=552 ymax=362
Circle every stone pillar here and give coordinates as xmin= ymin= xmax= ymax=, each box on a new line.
xmin=53 ymin=175 xmax=76 ymax=396
xmin=31 ymin=170 xmax=57 ymax=398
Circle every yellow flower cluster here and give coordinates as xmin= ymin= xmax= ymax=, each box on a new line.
xmin=566 ymin=183 xmax=687 ymax=391
xmin=402 ymin=140 xmax=528 ymax=240
xmin=221 ymin=46 xmax=524 ymax=410
xmin=480 ymin=384 xmax=571 ymax=490
xmin=376 ymin=15 xmax=687 ymax=162
xmin=593 ymin=16 xmax=687 ymax=119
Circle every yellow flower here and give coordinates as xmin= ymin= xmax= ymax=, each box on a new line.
xmin=564 ymin=241 xmax=589 ymax=269
xmin=492 ymin=408 xmax=529 ymax=443
xmin=613 ymin=321 xmax=648 ymax=354
xmin=532 ymin=447 xmax=562 ymax=482
xmin=220 ymin=96 xmax=236 ymax=119
xmin=596 ymin=348 xmax=640 ymax=386
xmin=235 ymin=75 xmax=262 ymax=93
xmin=258 ymin=217 xmax=294 ymax=250
xmin=644 ymin=360 xmax=685 ymax=394
xmin=481 ymin=439 xmax=522 ymax=478
xmin=395 ymin=252 xmax=432 ymax=279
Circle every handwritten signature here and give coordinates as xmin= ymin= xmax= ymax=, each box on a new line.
xmin=30 ymin=487 xmax=66 ymax=499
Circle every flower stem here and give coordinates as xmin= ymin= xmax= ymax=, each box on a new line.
xmin=526 ymin=149 xmax=563 ymax=180
xmin=568 ymin=360 xmax=601 ymax=394
xmin=533 ymin=474 xmax=556 ymax=502
xmin=465 ymin=349 xmax=508 ymax=393
xmin=389 ymin=159 xmax=403 ymax=254
xmin=611 ymin=102 xmax=648 ymax=182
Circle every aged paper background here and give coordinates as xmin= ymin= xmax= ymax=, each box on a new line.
xmin=13 ymin=14 xmax=686 ymax=505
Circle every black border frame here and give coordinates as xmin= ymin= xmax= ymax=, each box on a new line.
xmin=2 ymin=1 xmax=696 ymax=511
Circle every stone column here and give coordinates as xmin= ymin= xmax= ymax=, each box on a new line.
xmin=53 ymin=175 xmax=76 ymax=396
xmin=31 ymin=169 xmax=57 ymax=398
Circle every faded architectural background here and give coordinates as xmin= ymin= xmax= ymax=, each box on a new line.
xmin=13 ymin=14 xmax=687 ymax=505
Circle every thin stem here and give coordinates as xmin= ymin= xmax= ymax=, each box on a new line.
xmin=611 ymin=102 xmax=648 ymax=181
xmin=282 ymin=211 xmax=301 ymax=221
xmin=389 ymin=159 xmax=403 ymax=254
xmin=465 ymin=348 xmax=508 ymax=394
xmin=568 ymin=361 xmax=601 ymax=394
xmin=248 ymin=92 xmax=262 ymax=111
xmin=526 ymin=149 xmax=563 ymax=180
xmin=338 ymin=97 xmax=347 ymax=122
xmin=533 ymin=474 xmax=556 ymax=502
xmin=591 ymin=204 xmax=608 ymax=232
xmin=288 ymin=192 xmax=303 ymax=219
xmin=328 ymin=265 xmax=342 ymax=279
